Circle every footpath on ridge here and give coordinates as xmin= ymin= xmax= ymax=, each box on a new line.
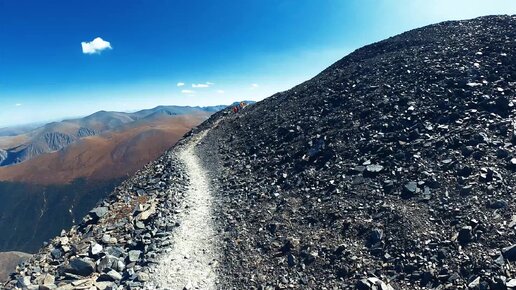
xmin=145 ymin=130 xmax=219 ymax=290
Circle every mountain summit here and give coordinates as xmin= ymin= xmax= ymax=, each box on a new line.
xmin=6 ymin=15 xmax=516 ymax=290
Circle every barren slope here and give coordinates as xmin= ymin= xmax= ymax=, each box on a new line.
xmin=0 ymin=252 xmax=31 ymax=281
xmin=197 ymin=15 xmax=516 ymax=289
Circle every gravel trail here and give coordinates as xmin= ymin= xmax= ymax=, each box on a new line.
xmin=147 ymin=131 xmax=218 ymax=290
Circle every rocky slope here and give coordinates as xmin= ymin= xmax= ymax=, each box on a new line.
xmin=4 ymin=15 xmax=516 ymax=290
xmin=4 ymin=145 xmax=191 ymax=289
xmin=197 ymin=15 xmax=516 ymax=289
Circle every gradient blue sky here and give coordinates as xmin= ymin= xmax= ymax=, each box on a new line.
xmin=1 ymin=0 xmax=516 ymax=127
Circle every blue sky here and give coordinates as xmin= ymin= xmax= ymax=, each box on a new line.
xmin=1 ymin=0 xmax=516 ymax=127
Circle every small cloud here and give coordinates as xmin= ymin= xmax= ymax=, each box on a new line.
xmin=192 ymin=83 xmax=209 ymax=88
xmin=181 ymin=89 xmax=195 ymax=94
xmin=192 ymin=82 xmax=214 ymax=88
xmin=177 ymin=82 xmax=185 ymax=87
xmin=81 ymin=37 xmax=112 ymax=54
xmin=15 ymin=103 xmax=22 ymax=107
xmin=217 ymin=90 xmax=225 ymax=94
xmin=251 ymin=83 xmax=259 ymax=88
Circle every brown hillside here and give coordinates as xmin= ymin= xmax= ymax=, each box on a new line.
xmin=0 ymin=252 xmax=31 ymax=282
xmin=0 ymin=114 xmax=207 ymax=184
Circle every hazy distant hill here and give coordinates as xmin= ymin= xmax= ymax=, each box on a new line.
xmin=0 ymin=124 xmax=42 ymax=137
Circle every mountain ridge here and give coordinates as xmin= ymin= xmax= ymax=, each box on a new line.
xmin=196 ymin=14 xmax=516 ymax=289
xmin=5 ymin=15 xmax=516 ymax=290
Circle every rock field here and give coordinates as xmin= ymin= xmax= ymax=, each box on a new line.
xmin=198 ymin=15 xmax=516 ymax=290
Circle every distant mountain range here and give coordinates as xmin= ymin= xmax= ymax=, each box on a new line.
xmin=0 ymin=105 xmax=225 ymax=167
xmin=0 ymin=114 xmax=207 ymax=184
xmin=0 ymin=124 xmax=43 ymax=137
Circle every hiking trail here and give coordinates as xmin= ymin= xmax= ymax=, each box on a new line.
xmin=146 ymin=131 xmax=218 ymax=290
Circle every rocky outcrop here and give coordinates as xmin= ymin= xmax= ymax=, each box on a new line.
xmin=42 ymin=132 xmax=76 ymax=151
xmin=196 ymin=15 xmax=516 ymax=289
xmin=77 ymin=127 xmax=97 ymax=138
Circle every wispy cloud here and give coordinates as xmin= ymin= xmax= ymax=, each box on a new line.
xmin=217 ymin=90 xmax=225 ymax=94
xmin=181 ymin=89 xmax=195 ymax=94
xmin=251 ymin=83 xmax=259 ymax=88
xmin=192 ymin=84 xmax=209 ymax=88
xmin=15 ymin=103 xmax=22 ymax=107
xmin=192 ymin=82 xmax=214 ymax=88
xmin=81 ymin=37 xmax=112 ymax=54
xmin=177 ymin=82 xmax=185 ymax=87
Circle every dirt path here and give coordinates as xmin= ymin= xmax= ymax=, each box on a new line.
xmin=146 ymin=132 xmax=218 ymax=290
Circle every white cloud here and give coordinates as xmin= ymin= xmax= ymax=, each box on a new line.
xmin=192 ymin=82 xmax=214 ymax=88
xmin=81 ymin=37 xmax=112 ymax=54
xmin=251 ymin=83 xmax=259 ymax=88
xmin=181 ymin=89 xmax=195 ymax=94
xmin=192 ymin=84 xmax=209 ymax=88
xmin=217 ymin=90 xmax=225 ymax=94
xmin=177 ymin=82 xmax=185 ymax=87
xmin=15 ymin=103 xmax=22 ymax=107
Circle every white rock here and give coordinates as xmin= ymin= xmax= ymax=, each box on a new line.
xmin=90 ymin=243 xmax=103 ymax=255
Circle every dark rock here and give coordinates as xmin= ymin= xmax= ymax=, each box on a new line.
xmin=50 ymin=248 xmax=62 ymax=259
xmin=97 ymin=270 xmax=122 ymax=281
xmin=357 ymin=279 xmax=372 ymax=290
xmin=502 ymin=244 xmax=516 ymax=261
xmin=509 ymin=158 xmax=516 ymax=170
xmin=16 ymin=276 xmax=31 ymax=288
xmin=336 ymin=266 xmax=349 ymax=278
xmin=287 ymin=253 xmax=296 ymax=267
xmin=490 ymin=199 xmax=508 ymax=209
xmin=369 ymin=228 xmax=384 ymax=244
xmin=457 ymin=166 xmax=473 ymax=177
xmin=65 ymin=258 xmax=95 ymax=276
xmin=458 ymin=226 xmax=473 ymax=244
